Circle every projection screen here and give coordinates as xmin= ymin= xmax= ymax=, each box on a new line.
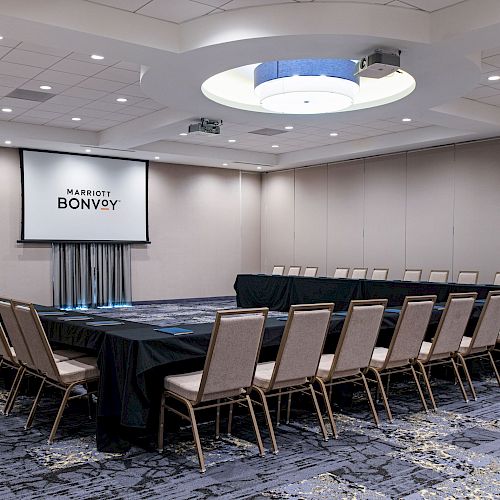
xmin=20 ymin=150 xmax=149 ymax=242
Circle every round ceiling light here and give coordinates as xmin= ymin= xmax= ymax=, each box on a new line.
xmin=254 ymin=59 xmax=359 ymax=114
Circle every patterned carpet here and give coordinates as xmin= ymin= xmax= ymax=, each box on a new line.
xmin=0 ymin=298 xmax=499 ymax=499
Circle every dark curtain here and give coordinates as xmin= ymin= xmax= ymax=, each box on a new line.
xmin=52 ymin=243 xmax=132 ymax=308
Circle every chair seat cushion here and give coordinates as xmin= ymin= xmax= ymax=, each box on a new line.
xmin=370 ymin=347 xmax=388 ymax=368
xmin=57 ymin=356 xmax=99 ymax=384
xmin=164 ymin=371 xmax=243 ymax=402
xmin=53 ymin=349 xmax=87 ymax=363
xmin=10 ymin=346 xmax=17 ymax=362
xmin=418 ymin=341 xmax=432 ymax=360
xmin=458 ymin=336 xmax=487 ymax=355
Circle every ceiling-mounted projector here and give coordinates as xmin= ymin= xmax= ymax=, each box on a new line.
xmin=188 ymin=118 xmax=222 ymax=135
xmin=357 ymin=50 xmax=401 ymax=79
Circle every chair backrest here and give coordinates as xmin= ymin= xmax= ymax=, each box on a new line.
xmin=381 ymin=295 xmax=436 ymax=370
xmin=0 ymin=322 xmax=16 ymax=364
xmin=271 ymin=265 xmax=285 ymax=276
xmin=268 ymin=303 xmax=334 ymax=390
xmin=423 ymin=292 xmax=476 ymax=361
xmin=0 ymin=298 xmax=34 ymax=368
xmin=287 ymin=266 xmax=301 ymax=276
xmin=429 ymin=270 xmax=449 ymax=282
xmin=333 ymin=267 xmax=349 ymax=279
xmin=303 ymin=267 xmax=318 ymax=278
xmin=197 ymin=308 xmax=268 ymax=403
xmin=457 ymin=271 xmax=479 ymax=284
xmin=12 ymin=302 xmax=61 ymax=381
xmin=326 ymin=299 xmax=387 ymax=379
xmin=351 ymin=268 xmax=368 ymax=279
xmin=494 ymin=272 xmax=500 ymax=286
xmin=464 ymin=290 xmax=500 ymax=354
xmin=403 ymin=269 xmax=422 ymax=282
xmin=371 ymin=269 xmax=389 ymax=280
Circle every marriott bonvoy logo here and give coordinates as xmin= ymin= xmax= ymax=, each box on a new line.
xmin=58 ymin=188 xmax=122 ymax=211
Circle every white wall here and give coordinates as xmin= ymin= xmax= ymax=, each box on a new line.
xmin=261 ymin=139 xmax=500 ymax=284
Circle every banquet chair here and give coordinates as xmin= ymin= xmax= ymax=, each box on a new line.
xmin=287 ymin=266 xmax=301 ymax=276
xmin=0 ymin=298 xmax=86 ymax=415
xmin=351 ymin=268 xmax=368 ymax=279
xmin=428 ymin=270 xmax=449 ymax=282
xmin=158 ymin=308 xmax=268 ymax=473
xmin=303 ymin=266 xmax=318 ymax=277
xmin=0 ymin=321 xmax=22 ymax=414
xmin=367 ymin=295 xmax=437 ymax=421
xmin=12 ymin=302 xmax=99 ymax=443
xmin=494 ymin=272 xmax=500 ymax=286
xmin=271 ymin=265 xmax=285 ymax=276
xmin=250 ymin=303 xmax=334 ymax=453
xmin=415 ymin=292 xmax=477 ymax=407
xmin=457 ymin=271 xmax=479 ymax=284
xmin=403 ymin=269 xmax=422 ymax=282
xmin=316 ymin=299 xmax=387 ymax=436
xmin=454 ymin=290 xmax=500 ymax=399
xmin=371 ymin=269 xmax=389 ymax=280
xmin=333 ymin=267 xmax=349 ymax=279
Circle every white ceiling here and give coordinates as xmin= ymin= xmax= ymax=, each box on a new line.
xmin=0 ymin=0 xmax=499 ymax=170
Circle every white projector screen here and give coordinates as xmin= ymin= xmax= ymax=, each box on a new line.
xmin=20 ymin=150 xmax=149 ymax=242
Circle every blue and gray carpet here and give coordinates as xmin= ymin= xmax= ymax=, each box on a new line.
xmin=0 ymin=298 xmax=499 ymax=499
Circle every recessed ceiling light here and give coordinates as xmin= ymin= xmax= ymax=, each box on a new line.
xmin=488 ymin=75 xmax=500 ymax=81
xmin=39 ymin=85 xmax=52 ymax=90
xmin=257 ymin=166 xmax=262 ymax=170
xmin=179 ymin=132 xmax=188 ymax=136
xmin=91 ymin=54 xmax=104 ymax=60
xmin=0 ymin=36 xmax=3 ymax=41
xmin=116 ymin=97 xmax=128 ymax=103
xmin=222 ymin=162 xmax=229 ymax=166
xmin=72 ymin=117 xmax=81 ymax=121
xmin=284 ymin=126 xmax=294 ymax=130
xmin=1 ymin=108 xmax=12 ymax=113
xmin=4 ymin=140 xmax=12 ymax=145
xmin=85 ymin=148 xmax=92 ymax=153
xmin=402 ymin=117 xmax=412 ymax=122
xmin=329 ymin=132 xmax=339 ymax=137
xmin=228 ymin=139 xmax=236 ymax=143
xmin=154 ymin=156 xmax=160 ymax=160
xmin=271 ymin=144 xmax=279 ymax=148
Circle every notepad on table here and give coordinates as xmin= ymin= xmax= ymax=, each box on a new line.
xmin=385 ymin=308 xmax=401 ymax=314
xmin=62 ymin=316 xmax=92 ymax=321
xmin=38 ymin=311 xmax=66 ymax=316
xmin=155 ymin=327 xmax=194 ymax=335
xmin=434 ymin=306 xmax=445 ymax=311
xmin=86 ymin=320 xmax=124 ymax=326
xmin=275 ymin=316 xmax=288 ymax=321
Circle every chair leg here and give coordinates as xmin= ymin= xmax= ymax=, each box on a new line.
xmin=309 ymin=383 xmax=328 ymax=442
xmin=316 ymin=378 xmax=338 ymax=438
xmin=450 ymin=358 xmax=468 ymax=403
xmin=456 ymin=354 xmax=477 ymax=401
xmin=25 ymin=377 xmax=46 ymax=430
xmin=276 ymin=390 xmax=282 ymax=426
xmin=368 ymin=368 xmax=393 ymax=422
xmin=410 ymin=365 xmax=429 ymax=413
xmin=286 ymin=393 xmax=292 ymax=424
xmin=487 ymin=351 xmax=500 ymax=387
xmin=157 ymin=391 xmax=166 ymax=452
xmin=361 ymin=372 xmax=380 ymax=427
xmin=185 ymin=401 xmax=206 ymax=473
xmin=254 ymin=387 xmax=278 ymax=454
xmin=3 ymin=366 xmax=25 ymax=415
xmin=415 ymin=360 xmax=437 ymax=410
xmin=227 ymin=402 xmax=233 ymax=435
xmin=48 ymin=383 xmax=76 ymax=444
xmin=246 ymin=395 xmax=265 ymax=457
xmin=215 ymin=399 xmax=221 ymax=439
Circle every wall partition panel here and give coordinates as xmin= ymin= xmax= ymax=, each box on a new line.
xmin=364 ymin=154 xmax=406 ymax=280
xmin=327 ymin=160 xmax=365 ymax=274
xmin=261 ymin=169 xmax=295 ymax=274
xmin=241 ymin=172 xmax=262 ymax=274
xmin=453 ymin=141 xmax=500 ymax=283
xmin=406 ymin=146 xmax=454 ymax=279
xmin=294 ymin=165 xmax=328 ymax=276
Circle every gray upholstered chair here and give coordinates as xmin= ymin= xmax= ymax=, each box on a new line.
xmin=158 ymin=308 xmax=268 ymax=472
xmin=454 ymin=290 xmax=500 ymax=399
xmin=428 ymin=270 xmax=449 ymax=282
xmin=12 ymin=302 xmax=99 ymax=443
xmin=287 ymin=266 xmax=301 ymax=276
xmin=403 ymin=269 xmax=422 ymax=282
xmin=251 ymin=303 xmax=334 ymax=453
xmin=303 ymin=266 xmax=318 ymax=277
xmin=315 ymin=299 xmax=387 ymax=436
xmin=351 ymin=268 xmax=368 ymax=280
xmin=415 ymin=292 xmax=477 ymax=407
xmin=457 ymin=271 xmax=479 ymax=284
xmin=494 ymin=272 xmax=500 ymax=286
xmin=271 ymin=265 xmax=285 ymax=276
xmin=368 ymin=295 xmax=437 ymax=420
xmin=0 ymin=321 xmax=21 ymax=414
xmin=371 ymin=269 xmax=389 ymax=280
xmin=333 ymin=267 xmax=349 ymax=279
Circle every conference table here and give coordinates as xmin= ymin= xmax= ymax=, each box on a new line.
xmin=36 ymin=275 xmax=498 ymax=452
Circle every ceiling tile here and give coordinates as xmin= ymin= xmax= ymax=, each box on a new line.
xmin=69 ymin=52 xmax=119 ymax=66
xmin=2 ymin=49 xmax=62 ymax=69
xmin=94 ymin=67 xmax=138 ymax=83
xmin=137 ymin=0 xmax=215 ymax=23
xmin=0 ymin=46 xmax=13 ymax=58
xmin=35 ymin=69 xmax=88 ymax=85
xmin=476 ymin=94 xmax=500 ymax=107
xmin=0 ymin=74 xmax=29 ymax=87
xmin=20 ymin=80 xmax=70 ymax=94
xmin=464 ymin=85 xmax=500 ymax=100
xmin=78 ymin=77 xmax=127 ymax=91
xmin=15 ymin=42 xmax=72 ymax=57
xmin=49 ymin=59 xmax=105 ymax=76
xmin=0 ymin=85 xmax=14 ymax=97
xmin=0 ymin=96 xmax=39 ymax=109
xmin=114 ymin=61 xmax=141 ymax=71
xmin=0 ymin=61 xmax=42 ymax=78
xmin=85 ymin=0 xmax=152 ymax=11
xmin=49 ymin=95 xmax=91 ymax=108
xmin=61 ymin=86 xmax=107 ymax=100
xmin=118 ymin=83 xmax=147 ymax=97
xmin=0 ymin=38 xmax=20 ymax=48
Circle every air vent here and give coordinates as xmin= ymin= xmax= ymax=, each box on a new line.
xmin=80 ymin=146 xmax=137 ymax=153
xmin=6 ymin=89 xmax=56 ymax=102
xmin=234 ymin=161 xmax=274 ymax=167
xmin=249 ymin=128 xmax=287 ymax=136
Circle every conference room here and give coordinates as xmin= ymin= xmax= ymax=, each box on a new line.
xmin=1 ymin=1 xmax=500 ymax=498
